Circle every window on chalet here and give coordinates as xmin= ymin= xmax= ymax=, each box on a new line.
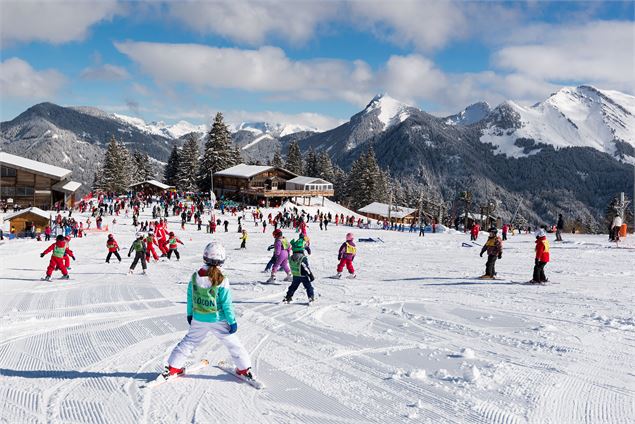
xmin=1 ymin=167 xmax=17 ymax=177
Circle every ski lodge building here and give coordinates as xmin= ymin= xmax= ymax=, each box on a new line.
xmin=358 ymin=202 xmax=418 ymax=224
xmin=129 ymin=180 xmax=174 ymax=196
xmin=213 ymin=164 xmax=334 ymax=206
xmin=0 ymin=152 xmax=81 ymax=210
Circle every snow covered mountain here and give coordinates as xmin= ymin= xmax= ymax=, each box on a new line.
xmin=0 ymin=103 xmax=175 ymax=191
xmin=481 ymin=86 xmax=635 ymax=163
xmin=445 ymin=102 xmax=491 ymax=126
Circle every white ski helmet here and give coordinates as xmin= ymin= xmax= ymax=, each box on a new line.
xmin=135 ymin=232 xmax=145 ymax=239
xmin=203 ymin=241 xmax=226 ymax=266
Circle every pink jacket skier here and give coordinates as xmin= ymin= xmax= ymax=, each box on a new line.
xmin=336 ymin=233 xmax=357 ymax=279
xmin=266 ymin=229 xmax=292 ymax=283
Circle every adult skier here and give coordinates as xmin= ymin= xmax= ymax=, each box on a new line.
xmin=161 ymin=242 xmax=255 ymax=381
xmin=479 ymin=227 xmax=502 ymax=279
xmin=128 ymin=233 xmax=147 ymax=274
xmin=335 ymin=233 xmax=357 ymax=279
xmin=105 ymin=234 xmax=121 ymax=263
xmin=167 ymin=231 xmax=184 ymax=260
xmin=40 ymin=235 xmax=73 ymax=280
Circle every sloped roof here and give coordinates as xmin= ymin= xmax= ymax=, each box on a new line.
xmin=3 ymin=207 xmax=51 ymax=221
xmin=0 ymin=152 xmax=72 ymax=180
xmin=287 ymin=176 xmax=332 ymax=185
xmin=52 ymin=180 xmax=82 ymax=193
xmin=215 ymin=164 xmax=274 ymax=178
xmin=358 ymin=202 xmax=417 ymax=219
xmin=129 ymin=179 xmax=172 ymax=190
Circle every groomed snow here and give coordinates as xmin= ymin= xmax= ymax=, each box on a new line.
xmin=0 ymin=206 xmax=633 ymax=423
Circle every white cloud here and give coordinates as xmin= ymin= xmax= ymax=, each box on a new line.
xmin=115 ymin=41 xmax=373 ymax=105
xmin=350 ymin=0 xmax=467 ymax=51
xmin=493 ymin=21 xmax=635 ymax=92
xmin=168 ymin=0 xmax=338 ymax=45
xmin=378 ymin=55 xmax=448 ymax=103
xmin=80 ymin=64 xmax=130 ymax=80
xmin=0 ymin=0 xmax=121 ymax=45
xmin=0 ymin=58 xmax=66 ymax=98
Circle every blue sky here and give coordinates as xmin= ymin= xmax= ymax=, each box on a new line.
xmin=1 ymin=1 xmax=633 ymax=130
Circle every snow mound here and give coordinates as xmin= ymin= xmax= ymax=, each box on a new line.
xmin=406 ymin=369 xmax=428 ymax=381
xmin=460 ymin=348 xmax=476 ymax=359
xmin=463 ymin=365 xmax=481 ymax=382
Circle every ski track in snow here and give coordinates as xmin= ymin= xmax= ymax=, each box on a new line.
xmin=0 ymin=208 xmax=634 ymax=423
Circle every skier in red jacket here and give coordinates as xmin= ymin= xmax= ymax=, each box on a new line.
xmin=530 ymin=228 xmax=550 ymax=284
xmin=145 ymin=230 xmax=160 ymax=262
xmin=106 ymin=234 xmax=121 ymax=263
xmin=41 ymin=235 xmax=74 ymax=280
xmin=167 ymin=231 xmax=184 ymax=260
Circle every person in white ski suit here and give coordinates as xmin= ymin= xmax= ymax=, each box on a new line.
xmin=163 ymin=242 xmax=253 ymax=378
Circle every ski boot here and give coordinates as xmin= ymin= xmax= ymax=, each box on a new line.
xmin=41 ymin=275 xmax=51 ymax=281
xmin=142 ymin=270 xmax=147 ymax=275
xmin=334 ymin=273 xmax=342 ymax=279
xmin=266 ymin=275 xmax=276 ymax=284
xmin=284 ymin=273 xmax=293 ymax=282
xmin=161 ymin=365 xmax=184 ymax=379
xmin=282 ymin=296 xmax=292 ymax=304
xmin=308 ymin=296 xmax=315 ymax=303
xmin=347 ymin=274 xmax=357 ymax=279
xmin=478 ymin=275 xmax=494 ymax=280
xmin=60 ymin=275 xmax=70 ymax=280
xmin=128 ymin=269 xmax=134 ymax=275
xmin=236 ymin=367 xmax=253 ymax=379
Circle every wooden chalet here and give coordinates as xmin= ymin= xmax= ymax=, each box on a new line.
xmin=213 ymin=164 xmax=335 ymax=206
xmin=0 ymin=152 xmax=81 ymax=209
xmin=4 ymin=207 xmax=51 ymax=237
xmin=129 ymin=179 xmax=174 ymax=195
xmin=358 ymin=202 xmax=418 ymax=224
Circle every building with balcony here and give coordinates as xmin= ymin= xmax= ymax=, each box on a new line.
xmin=0 ymin=152 xmax=81 ymax=210
xmin=213 ymin=164 xmax=334 ymax=206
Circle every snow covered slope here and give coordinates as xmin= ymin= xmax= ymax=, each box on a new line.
xmin=0 ymin=206 xmax=633 ymax=424
xmin=363 ymin=93 xmax=419 ymax=132
xmin=445 ymin=102 xmax=491 ymax=126
xmin=113 ymin=114 xmax=206 ymax=139
xmin=481 ymin=86 xmax=635 ymax=162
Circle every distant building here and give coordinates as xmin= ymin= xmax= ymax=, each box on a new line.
xmin=358 ymin=202 xmax=418 ymax=224
xmin=0 ymin=152 xmax=81 ymax=209
xmin=3 ymin=207 xmax=51 ymax=237
xmin=213 ymin=164 xmax=334 ymax=206
xmin=129 ymin=180 xmax=174 ymax=195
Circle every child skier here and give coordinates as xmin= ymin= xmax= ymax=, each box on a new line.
xmin=283 ymin=237 xmax=315 ymax=303
xmin=530 ymin=228 xmax=550 ymax=284
xmin=239 ymin=229 xmax=248 ymax=249
xmin=167 ymin=231 xmax=184 ymax=260
xmin=40 ymin=234 xmax=73 ymax=280
xmin=266 ymin=229 xmax=292 ymax=283
xmin=336 ymin=233 xmax=356 ymax=279
xmin=161 ymin=242 xmax=255 ymax=381
xmin=105 ymin=234 xmax=121 ymax=263
xmin=62 ymin=236 xmax=75 ymax=270
xmin=128 ymin=233 xmax=147 ymax=274
xmin=145 ymin=230 xmax=160 ymax=262
xmin=479 ymin=227 xmax=502 ymax=279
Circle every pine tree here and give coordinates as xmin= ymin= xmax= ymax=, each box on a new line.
xmin=304 ymin=147 xmax=318 ymax=177
xmin=199 ymin=112 xmax=239 ymax=191
xmin=99 ymin=136 xmax=132 ymax=193
xmin=316 ymin=151 xmax=335 ymax=182
xmin=271 ymin=149 xmax=284 ymax=168
xmin=132 ymin=151 xmax=154 ymax=183
xmin=347 ymin=147 xmax=388 ymax=210
xmin=285 ymin=141 xmax=303 ymax=174
xmin=164 ymin=145 xmax=180 ymax=186
xmin=178 ymin=134 xmax=200 ymax=192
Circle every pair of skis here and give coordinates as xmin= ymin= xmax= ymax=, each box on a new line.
xmin=143 ymin=359 xmax=264 ymax=389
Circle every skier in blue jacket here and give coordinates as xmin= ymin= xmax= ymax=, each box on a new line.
xmin=162 ymin=241 xmax=254 ymax=380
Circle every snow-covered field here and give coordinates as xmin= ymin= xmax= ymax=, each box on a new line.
xmin=1 ymin=207 xmax=633 ymax=424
